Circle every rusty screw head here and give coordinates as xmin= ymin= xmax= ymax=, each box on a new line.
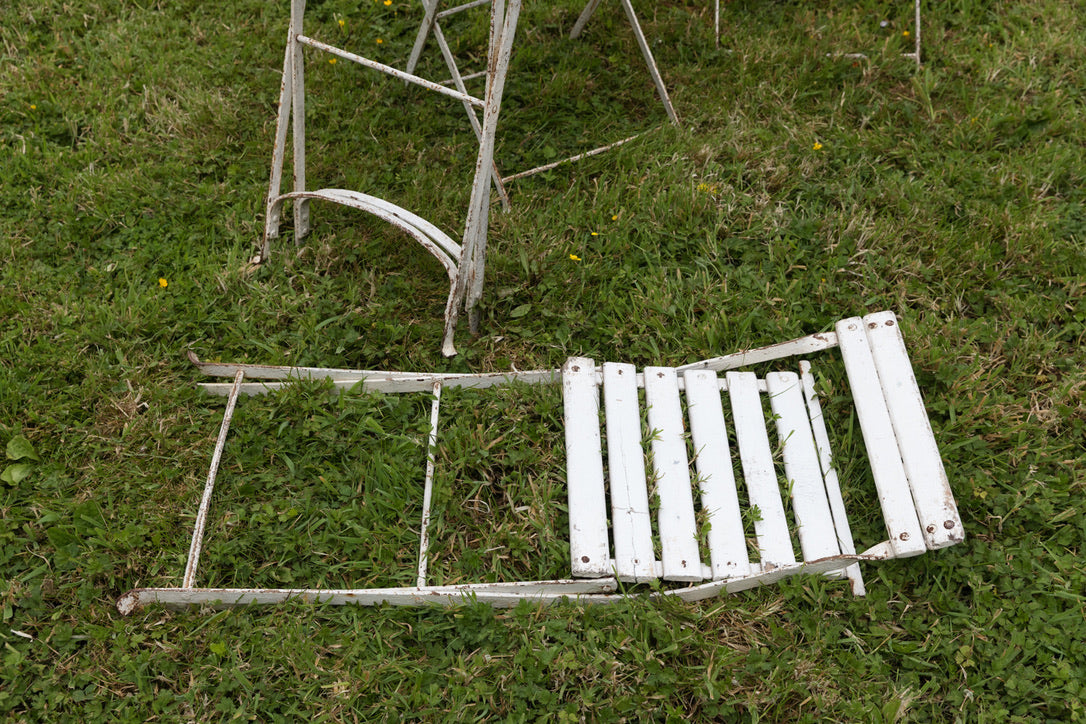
xmin=944 ymin=520 xmax=956 ymax=529
xmin=581 ymin=556 xmax=589 ymax=563
xmin=926 ymin=524 xmax=936 ymax=533
xmin=899 ymin=532 xmax=910 ymax=541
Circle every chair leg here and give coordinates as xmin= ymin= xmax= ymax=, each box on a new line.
xmin=458 ymin=0 xmax=520 ymax=335
xmin=570 ymin=0 xmax=679 ymax=126
xmin=261 ymin=32 xmax=295 ymax=260
xmin=431 ymin=19 xmax=513 ymax=212
xmin=570 ymin=0 xmax=603 ymax=39
xmin=406 ymin=0 xmax=442 ymax=75
xmin=714 ymin=0 xmax=719 ymax=48
xmin=290 ymin=0 xmax=310 ymax=240
xmin=914 ymin=0 xmax=922 ymax=66
xmin=618 ymin=0 xmax=679 ymax=125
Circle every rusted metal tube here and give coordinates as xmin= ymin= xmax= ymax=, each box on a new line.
xmin=182 ymin=370 xmax=245 ymax=589
xmin=296 ymin=34 xmax=485 ymax=108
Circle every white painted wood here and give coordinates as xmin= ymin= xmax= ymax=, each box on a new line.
xmin=563 ymin=358 xmax=611 ymax=577
xmin=726 ymin=371 xmax=796 ymax=566
xmin=835 ymin=318 xmax=926 ymax=558
xmin=602 ymin=363 xmax=656 ymax=582
xmin=799 ymin=361 xmax=865 ymax=596
xmin=766 ymin=372 xmax=840 ymax=562
xmin=864 ymin=312 xmax=963 ymax=549
xmin=643 ymin=367 xmax=703 ymax=582
xmin=682 ymin=370 xmax=749 ymax=579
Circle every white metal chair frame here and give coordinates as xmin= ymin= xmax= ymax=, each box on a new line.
xmin=117 ymin=311 xmax=964 ymax=613
xmin=260 ymin=0 xmax=680 ymax=358
xmin=261 ymin=0 xmax=521 ymax=358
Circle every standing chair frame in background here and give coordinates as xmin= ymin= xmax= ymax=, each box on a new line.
xmin=259 ymin=0 xmax=681 ymax=357
xmin=260 ymin=0 xmax=522 ymax=357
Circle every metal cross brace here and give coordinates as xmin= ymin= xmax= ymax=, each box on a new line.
xmin=406 ymin=0 xmax=680 ymax=186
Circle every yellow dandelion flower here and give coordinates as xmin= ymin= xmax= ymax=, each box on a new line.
xmin=813 ymin=141 xmax=823 ymax=151
xmin=158 ymin=278 xmax=168 ymax=288
xmin=611 ymin=214 xmax=618 ymax=221
xmin=384 ymin=0 xmax=392 ymax=5
xmin=902 ymin=30 xmax=910 ymax=38
xmin=329 ymin=58 xmax=337 ymax=64
xmin=376 ymin=38 xmax=383 ymax=44
xmin=338 ymin=18 xmax=345 ymax=27
xmin=569 ymin=254 xmax=581 ymax=261
xmin=590 ymin=231 xmax=598 ymax=237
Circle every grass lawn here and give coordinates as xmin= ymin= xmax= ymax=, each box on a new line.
xmin=1 ymin=0 xmax=1083 ymax=720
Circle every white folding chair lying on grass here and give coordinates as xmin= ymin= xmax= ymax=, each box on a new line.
xmin=117 ymin=311 xmax=963 ymax=613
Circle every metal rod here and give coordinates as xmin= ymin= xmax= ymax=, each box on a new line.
xmin=714 ymin=0 xmax=720 ymax=47
xmin=914 ymin=0 xmax=922 ymax=65
xmin=437 ymin=0 xmax=491 ymax=20
xmin=502 ymin=132 xmax=647 ymax=183
xmin=439 ymin=69 xmax=487 ymax=85
xmin=261 ymin=20 xmax=297 ymax=258
xmin=451 ymin=0 xmax=521 ymax=344
xmin=570 ymin=0 xmax=602 ymax=39
xmin=292 ymin=0 xmax=310 ymax=239
xmin=296 ymin=34 xmax=486 ymax=108
xmin=182 ymin=370 xmax=245 ymax=589
xmin=619 ymin=0 xmax=679 ymax=126
xmin=416 ymin=381 xmax=443 ymax=587
xmin=799 ymin=361 xmax=866 ymax=596
xmin=407 ymin=0 xmax=442 ymax=74
xmin=431 ymin=20 xmax=512 ymax=210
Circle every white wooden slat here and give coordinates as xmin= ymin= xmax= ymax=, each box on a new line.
xmin=563 ymin=358 xmax=611 ymax=577
xmin=643 ymin=367 xmax=703 ymax=582
xmin=799 ymin=361 xmax=865 ymax=596
xmin=602 ymin=363 xmax=656 ymax=582
xmin=682 ymin=370 xmax=750 ymax=579
xmin=835 ymin=318 xmax=926 ymax=558
xmin=863 ymin=311 xmax=964 ymax=549
xmin=766 ymin=372 xmax=840 ymax=562
xmin=726 ymin=371 xmax=796 ymax=567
